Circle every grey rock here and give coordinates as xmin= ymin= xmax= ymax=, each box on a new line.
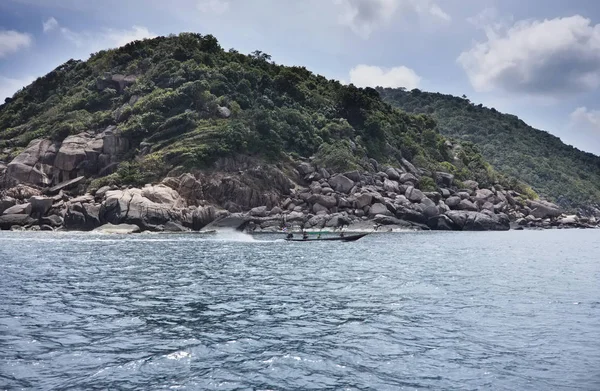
xmin=217 ymin=106 xmax=232 ymax=118
xmin=527 ymin=200 xmax=562 ymax=219
xmin=435 ymin=172 xmax=454 ymax=187
xmin=297 ymin=162 xmax=315 ymax=176
xmin=405 ymin=186 xmax=425 ymax=203
xmin=401 ymin=158 xmax=419 ymax=175
xmin=355 ymin=193 xmax=373 ymax=209
xmin=0 ymin=197 xmax=16 ymax=215
xmin=2 ymin=203 xmax=31 ymax=215
xmin=383 ymin=179 xmax=400 ymax=193
xmin=445 ymin=211 xmax=509 ymax=231
xmin=328 ymin=174 xmax=354 ymax=194
xmin=344 ymin=170 xmax=361 ymax=182
xmin=399 ymin=173 xmax=418 ymax=184
xmin=0 ymin=214 xmax=36 ymax=230
xmin=313 ymin=203 xmax=329 ymax=214
xmin=440 ymin=188 xmax=451 ymax=198
xmin=369 ymin=203 xmax=392 ymax=217
xmin=427 ymin=214 xmax=457 ymax=230
xmin=250 ymin=206 xmax=269 ymax=217
xmin=457 ymin=191 xmax=471 ymax=200
xmin=457 ymin=199 xmax=478 ymax=212
xmin=29 ymin=196 xmax=53 ymax=218
xmin=49 ymin=176 xmax=85 ymax=193
xmin=385 ymin=167 xmax=401 ymax=180
xmin=41 ymin=215 xmax=63 ymax=227
xmin=164 ymin=221 xmax=190 ymax=232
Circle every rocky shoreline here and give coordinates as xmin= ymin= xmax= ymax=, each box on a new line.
xmin=1 ymin=154 xmax=597 ymax=233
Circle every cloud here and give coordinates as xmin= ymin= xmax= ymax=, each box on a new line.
xmin=197 ymin=0 xmax=229 ymax=14
xmin=102 ymin=26 xmax=156 ymax=48
xmin=0 ymin=75 xmax=36 ymax=102
xmin=43 ymin=17 xmax=59 ymax=33
xmin=349 ymin=64 xmax=421 ymax=89
xmin=334 ymin=0 xmax=450 ymax=38
xmin=458 ymin=15 xmax=600 ymax=96
xmin=566 ymin=107 xmax=600 ymax=154
xmin=43 ymin=18 xmax=156 ymax=51
xmin=0 ymin=30 xmax=33 ymax=58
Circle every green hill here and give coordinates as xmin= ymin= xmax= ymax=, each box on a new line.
xmin=0 ymin=33 xmax=522 ymax=193
xmin=379 ymin=88 xmax=600 ymax=211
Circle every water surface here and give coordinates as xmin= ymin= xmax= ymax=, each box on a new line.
xmin=1 ymin=230 xmax=599 ymax=390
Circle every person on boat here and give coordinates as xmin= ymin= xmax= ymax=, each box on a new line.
xmin=340 ymin=231 xmax=345 ymax=238
xmin=302 ymin=232 xmax=309 ymax=240
xmin=286 ymin=233 xmax=294 ymax=239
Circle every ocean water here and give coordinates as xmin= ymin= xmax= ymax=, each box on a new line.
xmin=0 ymin=229 xmax=599 ymax=390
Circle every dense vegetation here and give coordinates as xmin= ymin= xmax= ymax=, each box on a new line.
xmin=379 ymin=88 xmax=600 ymax=210
xmin=1 ymin=33 xmax=528 ymax=193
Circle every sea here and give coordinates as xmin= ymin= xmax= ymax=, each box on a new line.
xmin=1 ymin=229 xmax=599 ymax=390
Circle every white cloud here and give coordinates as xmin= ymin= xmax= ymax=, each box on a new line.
xmin=0 ymin=75 xmax=36 ymax=102
xmin=102 ymin=26 xmax=156 ymax=48
xmin=458 ymin=15 xmax=600 ymax=96
xmin=349 ymin=64 xmax=421 ymax=89
xmin=43 ymin=18 xmax=156 ymax=51
xmin=567 ymin=107 xmax=600 ymax=154
xmin=43 ymin=17 xmax=59 ymax=33
xmin=197 ymin=0 xmax=229 ymax=14
xmin=0 ymin=30 xmax=33 ymax=58
xmin=334 ymin=0 xmax=450 ymax=38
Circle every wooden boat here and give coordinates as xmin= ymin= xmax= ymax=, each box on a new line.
xmin=284 ymin=233 xmax=368 ymax=242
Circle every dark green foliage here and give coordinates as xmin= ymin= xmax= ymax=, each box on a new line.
xmin=0 ymin=33 xmax=514 ymax=192
xmin=379 ymin=88 xmax=600 ymax=209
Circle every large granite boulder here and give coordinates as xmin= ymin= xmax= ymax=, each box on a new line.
xmin=355 ymin=193 xmax=373 ymax=209
xmin=435 ymin=172 xmax=454 ymax=187
xmin=405 ymin=186 xmax=425 ymax=203
xmin=328 ymin=174 xmax=354 ymax=194
xmin=527 ymin=200 xmax=561 ymax=219
xmin=2 ymin=203 xmax=31 ymax=215
xmin=0 ymin=214 xmax=36 ymax=230
xmin=5 ymin=139 xmax=59 ymax=186
xmin=0 ymin=197 xmax=16 ymax=215
xmin=29 ymin=196 xmax=53 ymax=218
xmin=445 ymin=211 xmax=509 ymax=231
xmin=368 ymin=203 xmax=392 ymax=217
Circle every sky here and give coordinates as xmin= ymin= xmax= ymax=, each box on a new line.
xmin=0 ymin=0 xmax=600 ymax=155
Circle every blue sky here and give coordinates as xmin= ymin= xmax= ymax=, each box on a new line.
xmin=1 ymin=0 xmax=599 ymax=155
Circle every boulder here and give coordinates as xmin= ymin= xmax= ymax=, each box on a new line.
xmin=355 ymin=193 xmax=373 ymax=209
xmin=399 ymin=173 xmax=418 ymax=184
xmin=344 ymin=170 xmax=361 ymax=182
xmin=0 ymin=214 xmax=36 ymax=230
xmin=0 ymin=197 xmax=16 ymax=214
xmin=93 ymin=223 xmax=141 ymax=234
xmin=445 ymin=196 xmax=461 ymax=208
xmin=440 ymin=188 xmax=451 ymax=198
xmin=312 ymin=194 xmax=337 ymax=209
xmin=457 ymin=199 xmax=478 ymax=212
xmin=383 ymin=179 xmax=400 ymax=193
xmin=5 ymin=184 xmax=42 ymax=200
xmin=297 ymin=162 xmax=314 ymax=176
xmin=435 ymin=172 xmax=454 ymax=187
xmin=457 ymin=191 xmax=471 ymax=200
xmin=369 ymin=203 xmax=392 ymax=217
xmin=29 ymin=196 xmax=53 ymax=218
xmin=5 ymin=139 xmax=58 ymax=186
xmin=385 ymin=167 xmax=401 ymax=180
xmin=250 ymin=206 xmax=269 ymax=217
xmin=474 ymin=189 xmax=496 ymax=204
xmin=313 ymin=203 xmax=329 ymax=214
xmin=141 ymin=184 xmax=182 ymax=207
xmin=401 ymin=158 xmax=419 ymax=175
xmin=49 ymin=176 xmax=85 ymax=193
xmin=445 ymin=211 xmax=509 ymax=231
xmin=41 ymin=215 xmax=63 ymax=227
xmin=427 ymin=215 xmax=457 ymax=231
xmin=2 ymin=203 xmax=31 ymax=215
xmin=527 ymin=200 xmax=562 ymax=219
xmin=217 ymin=106 xmax=232 ymax=118
xmin=328 ymin=174 xmax=354 ymax=194
xmin=405 ymin=187 xmax=425 ymax=203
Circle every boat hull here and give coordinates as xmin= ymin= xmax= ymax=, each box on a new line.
xmin=284 ymin=233 xmax=368 ymax=242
